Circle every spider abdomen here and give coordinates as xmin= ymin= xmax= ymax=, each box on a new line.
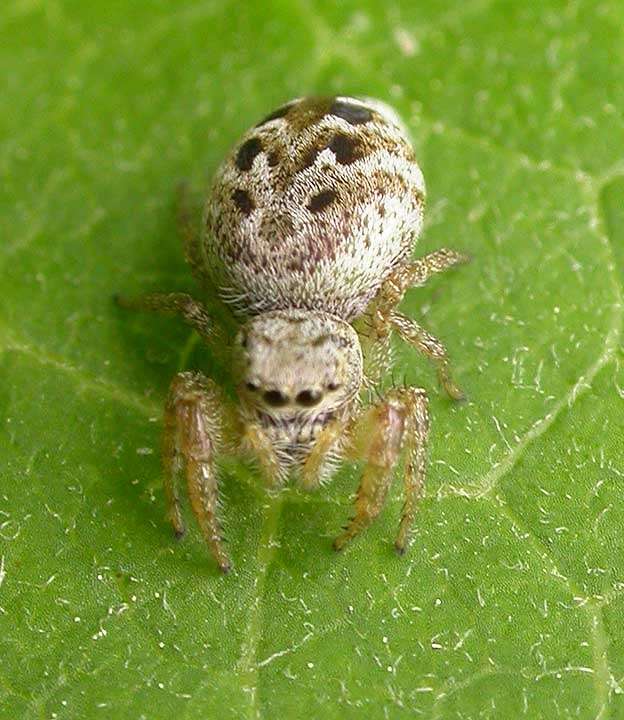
xmin=203 ymin=96 xmax=425 ymax=320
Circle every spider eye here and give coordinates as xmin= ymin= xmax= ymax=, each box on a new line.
xmin=296 ymin=389 xmax=323 ymax=407
xmin=245 ymin=381 xmax=259 ymax=392
xmin=263 ymin=390 xmax=290 ymax=407
xmin=327 ymin=382 xmax=341 ymax=391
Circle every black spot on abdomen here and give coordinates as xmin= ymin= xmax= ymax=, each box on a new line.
xmin=301 ymin=145 xmax=320 ymax=170
xmin=235 ymin=137 xmax=263 ymax=171
xmin=232 ymin=188 xmax=254 ymax=216
xmin=300 ymin=132 xmax=362 ymax=171
xmin=308 ymin=189 xmax=337 ymax=213
xmin=328 ymin=99 xmax=372 ymax=125
xmin=329 ymin=133 xmax=361 ymax=164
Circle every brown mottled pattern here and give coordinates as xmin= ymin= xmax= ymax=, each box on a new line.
xmin=203 ymin=96 xmax=426 ymax=320
xmin=280 ymin=96 xmax=333 ymax=134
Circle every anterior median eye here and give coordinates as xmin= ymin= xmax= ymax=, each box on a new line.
xmin=296 ymin=389 xmax=323 ymax=407
xmin=263 ymin=390 xmax=290 ymax=407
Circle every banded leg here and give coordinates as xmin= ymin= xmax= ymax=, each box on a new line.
xmin=387 ymin=311 xmax=465 ymax=401
xmin=334 ymin=387 xmax=429 ymax=553
xmin=377 ymin=248 xmax=470 ymax=310
xmin=395 ymin=387 xmax=429 ymax=554
xmin=364 ymin=248 xmax=468 ymax=399
xmin=115 ymin=292 xmax=215 ymax=344
xmin=164 ymin=371 xmax=230 ymax=573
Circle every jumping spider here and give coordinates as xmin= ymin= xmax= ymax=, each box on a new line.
xmin=117 ymin=96 xmax=468 ymax=573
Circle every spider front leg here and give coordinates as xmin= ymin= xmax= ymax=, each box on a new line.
xmin=334 ymin=387 xmax=429 ymax=554
xmin=163 ymin=371 xmax=232 ymax=573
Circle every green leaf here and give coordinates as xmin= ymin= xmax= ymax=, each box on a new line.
xmin=1 ymin=1 xmax=623 ymax=718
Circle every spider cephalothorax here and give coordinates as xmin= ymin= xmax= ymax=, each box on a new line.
xmin=118 ymin=96 xmax=468 ymax=572
xmin=236 ymin=310 xmax=362 ymax=415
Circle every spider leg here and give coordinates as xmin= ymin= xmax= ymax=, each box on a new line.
xmin=300 ymin=418 xmax=349 ymax=491
xmin=175 ymin=182 xmax=204 ymax=282
xmin=378 ymin=248 xmax=470 ymax=309
xmin=385 ymin=310 xmax=465 ymax=401
xmin=358 ymin=248 xmax=468 ymax=396
xmin=115 ymin=291 xmax=215 ymax=344
xmin=394 ymin=387 xmax=430 ymax=554
xmin=164 ymin=371 xmax=231 ymax=573
xmin=334 ymin=387 xmax=429 ymax=553
xmin=240 ymin=422 xmax=286 ymax=489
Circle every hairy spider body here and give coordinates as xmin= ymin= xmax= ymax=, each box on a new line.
xmin=118 ymin=96 xmax=468 ymax=573
xmin=203 ymin=96 xmax=424 ymax=320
